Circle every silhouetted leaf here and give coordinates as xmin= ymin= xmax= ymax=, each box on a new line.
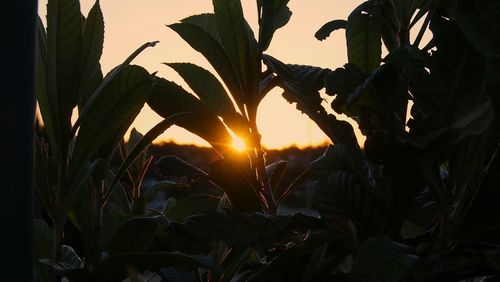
xmin=46 ymin=0 xmax=82 ymax=122
xmin=346 ymin=2 xmax=381 ymax=72
xmin=77 ymin=0 xmax=104 ymax=106
xmin=258 ymin=0 xmax=292 ymax=51
xmin=181 ymin=13 xmax=222 ymax=44
xmin=165 ymin=194 xmax=221 ymax=222
xmin=148 ymin=77 xmax=233 ymax=155
xmin=167 ymin=210 xmax=323 ymax=249
xmin=263 ymin=54 xmax=357 ymax=144
xmin=213 ymin=0 xmax=253 ymax=90
xmin=71 ymin=65 xmax=151 ymax=175
xmin=315 ymin=19 xmax=346 ymax=41
xmin=168 ymin=21 xmax=244 ymax=106
xmin=209 ymin=159 xmax=262 ymax=213
xmin=165 ymin=62 xmax=236 ymax=119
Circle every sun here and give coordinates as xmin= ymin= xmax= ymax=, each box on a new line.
xmin=231 ymin=136 xmax=247 ymax=152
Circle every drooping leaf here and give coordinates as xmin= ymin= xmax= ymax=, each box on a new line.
xmin=263 ymin=55 xmax=357 ymax=145
xmin=315 ymin=19 xmax=347 ymax=41
xmin=71 ymin=65 xmax=152 ymax=176
xmin=346 ymin=2 xmax=381 ymax=72
xmin=168 ymin=22 xmax=244 ymax=107
xmin=165 ymin=62 xmax=237 ymax=119
xmin=258 ymin=0 xmax=292 ymax=51
xmin=148 ymin=77 xmax=233 ymax=155
xmin=77 ymin=0 xmax=104 ymax=106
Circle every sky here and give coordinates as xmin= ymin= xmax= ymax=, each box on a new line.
xmin=39 ymin=0 xmax=367 ymax=149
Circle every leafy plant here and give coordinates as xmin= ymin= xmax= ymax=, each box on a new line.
xmin=145 ymin=0 xmax=298 ymax=215
xmin=33 ymin=0 xmax=168 ymax=277
xmin=261 ymin=0 xmax=500 ymax=280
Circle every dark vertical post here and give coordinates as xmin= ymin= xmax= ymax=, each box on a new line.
xmin=0 ymin=0 xmax=37 ymax=280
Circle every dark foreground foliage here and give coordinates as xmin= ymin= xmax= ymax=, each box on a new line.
xmin=34 ymin=0 xmax=500 ymax=281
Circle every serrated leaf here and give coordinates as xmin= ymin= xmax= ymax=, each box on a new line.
xmin=213 ymin=0 xmax=251 ymax=87
xmin=71 ymin=65 xmax=151 ymax=176
xmin=77 ymin=0 xmax=104 ymax=106
xmin=166 ymin=62 xmax=237 ymax=119
xmin=148 ymin=77 xmax=233 ymax=155
xmin=168 ymin=22 xmax=244 ymax=107
xmin=46 ymin=0 xmax=83 ymax=122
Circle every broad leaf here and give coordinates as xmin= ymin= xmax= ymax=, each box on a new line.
xmin=46 ymin=0 xmax=83 ymax=123
xmin=181 ymin=13 xmax=222 ymax=44
xmin=165 ymin=194 xmax=221 ymax=222
xmin=71 ymin=65 xmax=151 ymax=176
xmin=148 ymin=77 xmax=233 ymax=155
xmin=446 ymin=0 xmax=500 ymax=57
xmin=165 ymin=62 xmax=236 ymax=119
xmin=167 ymin=209 xmax=323 ymax=249
xmin=346 ymin=2 xmax=381 ymax=72
xmin=168 ymin=22 xmax=244 ymax=107
xmin=35 ymin=17 xmax=62 ymax=160
xmin=213 ymin=0 xmax=251 ymax=89
xmin=209 ymin=159 xmax=262 ymax=213
xmin=77 ymin=0 xmax=104 ymax=106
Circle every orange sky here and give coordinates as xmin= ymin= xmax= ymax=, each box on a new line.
xmin=39 ymin=0 xmax=367 ymax=148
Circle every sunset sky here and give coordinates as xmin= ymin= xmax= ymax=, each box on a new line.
xmin=39 ymin=0 xmax=367 ymax=148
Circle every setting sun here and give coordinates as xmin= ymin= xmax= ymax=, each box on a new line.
xmin=231 ymin=136 xmax=247 ymax=152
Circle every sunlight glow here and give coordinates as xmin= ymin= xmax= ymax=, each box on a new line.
xmin=231 ymin=136 xmax=247 ymax=152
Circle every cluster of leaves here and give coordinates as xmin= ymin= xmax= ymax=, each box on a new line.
xmin=33 ymin=0 xmax=500 ymax=281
